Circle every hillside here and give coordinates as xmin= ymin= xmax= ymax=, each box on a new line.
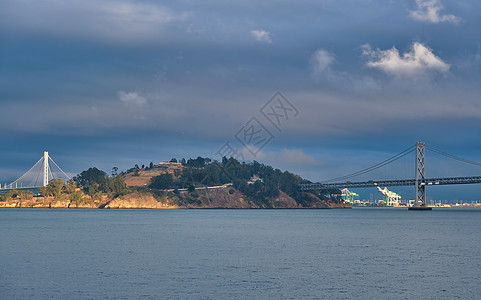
xmin=123 ymin=162 xmax=184 ymax=187
xmin=0 ymin=157 xmax=349 ymax=209
xmin=123 ymin=157 xmax=348 ymax=209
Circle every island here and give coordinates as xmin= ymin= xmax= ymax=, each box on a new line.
xmin=0 ymin=157 xmax=349 ymax=209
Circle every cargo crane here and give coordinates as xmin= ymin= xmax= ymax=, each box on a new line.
xmin=341 ymin=188 xmax=359 ymax=204
xmin=377 ymin=186 xmax=401 ymax=207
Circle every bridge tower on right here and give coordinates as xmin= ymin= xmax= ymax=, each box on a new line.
xmin=410 ymin=142 xmax=432 ymax=210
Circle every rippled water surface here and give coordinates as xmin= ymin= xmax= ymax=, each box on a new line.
xmin=1 ymin=208 xmax=481 ymax=299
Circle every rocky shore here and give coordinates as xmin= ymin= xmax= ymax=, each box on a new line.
xmin=0 ymin=187 xmax=350 ymax=209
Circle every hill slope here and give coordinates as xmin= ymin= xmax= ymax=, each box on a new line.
xmin=0 ymin=157 xmax=349 ymax=209
xmin=123 ymin=157 xmax=348 ymax=209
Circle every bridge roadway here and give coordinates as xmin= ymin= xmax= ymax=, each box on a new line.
xmin=0 ymin=187 xmax=40 ymax=195
xmin=299 ymin=176 xmax=481 ymax=191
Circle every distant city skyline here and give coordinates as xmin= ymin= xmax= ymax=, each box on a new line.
xmin=1 ymin=0 xmax=481 ymax=200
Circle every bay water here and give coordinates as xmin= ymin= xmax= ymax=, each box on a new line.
xmin=1 ymin=208 xmax=480 ymax=299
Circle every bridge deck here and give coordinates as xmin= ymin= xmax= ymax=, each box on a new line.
xmin=299 ymin=176 xmax=481 ymax=191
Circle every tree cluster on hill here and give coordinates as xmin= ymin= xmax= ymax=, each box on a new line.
xmin=73 ymin=167 xmax=130 ymax=198
xmin=147 ymin=156 xmax=340 ymax=208
xmin=36 ymin=178 xmax=83 ymax=202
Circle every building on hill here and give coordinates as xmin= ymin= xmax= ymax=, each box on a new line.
xmin=157 ymin=162 xmax=183 ymax=168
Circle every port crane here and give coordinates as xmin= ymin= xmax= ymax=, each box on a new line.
xmin=377 ymin=186 xmax=401 ymax=207
xmin=341 ymin=188 xmax=359 ymax=204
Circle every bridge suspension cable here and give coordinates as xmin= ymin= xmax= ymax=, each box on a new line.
xmin=426 ymin=146 xmax=481 ymax=168
xmin=9 ymin=157 xmax=44 ymax=188
xmin=48 ymin=156 xmax=71 ymax=181
xmin=323 ymin=144 xmax=416 ymax=183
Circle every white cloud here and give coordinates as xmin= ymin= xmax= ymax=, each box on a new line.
xmin=362 ymin=42 xmax=450 ymax=77
xmin=310 ymin=49 xmax=335 ymax=74
xmin=118 ymin=91 xmax=147 ymax=107
xmin=250 ymin=29 xmax=272 ymax=43
xmin=410 ymin=0 xmax=460 ymax=24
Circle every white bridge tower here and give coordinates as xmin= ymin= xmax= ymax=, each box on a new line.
xmin=43 ymin=151 xmax=49 ymax=187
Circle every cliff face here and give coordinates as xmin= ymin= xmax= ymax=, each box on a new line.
xmin=0 ymin=187 xmax=349 ymax=209
xmin=0 ymin=195 xmax=107 ymax=209
xmin=103 ymin=193 xmax=177 ymax=209
xmin=170 ymin=187 xmax=346 ymax=209
xmin=177 ymin=188 xmax=255 ymax=208
xmin=0 ymin=193 xmax=178 ymax=209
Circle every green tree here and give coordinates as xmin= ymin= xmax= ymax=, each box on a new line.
xmin=47 ymin=178 xmax=64 ymax=198
xmin=65 ymin=180 xmax=78 ymax=194
xmin=100 ymin=175 xmax=128 ymax=197
xmin=186 ymin=156 xmax=207 ymax=168
xmin=87 ymin=185 xmax=98 ymax=197
xmin=39 ymin=186 xmax=48 ymax=197
xmin=70 ymin=190 xmax=83 ymax=203
xmin=112 ymin=167 xmax=119 ymax=176
xmin=18 ymin=190 xmax=34 ymax=200
xmin=74 ymin=167 xmax=107 ymax=188
xmin=150 ymin=173 xmax=174 ymax=189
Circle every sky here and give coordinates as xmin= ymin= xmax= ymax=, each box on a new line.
xmin=1 ymin=0 xmax=481 ymax=201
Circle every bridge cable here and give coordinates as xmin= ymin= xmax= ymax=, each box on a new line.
xmin=426 ymin=146 xmax=481 ymax=168
xmin=48 ymin=164 xmax=54 ymax=183
xmin=34 ymin=161 xmax=42 ymax=187
xmin=323 ymin=144 xmax=416 ymax=183
xmin=49 ymin=156 xmax=71 ymax=180
xmin=9 ymin=156 xmax=43 ymax=187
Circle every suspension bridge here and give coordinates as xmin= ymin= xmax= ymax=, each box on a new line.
xmin=0 ymin=152 xmax=70 ymax=192
xmin=300 ymin=142 xmax=481 ymax=210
